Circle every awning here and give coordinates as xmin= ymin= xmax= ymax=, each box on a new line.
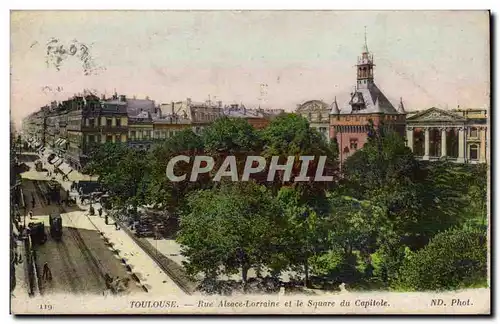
xmin=55 ymin=138 xmax=63 ymax=145
xmin=58 ymin=139 xmax=67 ymax=147
xmin=56 ymin=162 xmax=73 ymax=176
xmin=54 ymin=159 xmax=64 ymax=168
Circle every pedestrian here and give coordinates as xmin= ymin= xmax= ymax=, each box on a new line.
xmin=98 ymin=207 xmax=103 ymax=218
xmin=115 ymin=222 xmax=119 ymax=230
xmin=42 ymin=262 xmax=52 ymax=282
xmin=29 ymin=210 xmax=33 ymax=219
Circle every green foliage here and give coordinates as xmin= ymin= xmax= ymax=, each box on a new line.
xmin=146 ymin=129 xmax=205 ymax=211
xmin=84 ymin=143 xmax=150 ymax=210
xmin=394 ymin=228 xmax=487 ymax=291
xmin=276 ymin=186 xmax=331 ymax=286
xmin=82 ymin=113 xmax=488 ymax=293
xmin=202 ymin=117 xmax=262 ymax=155
xmin=177 ymin=181 xmax=283 ymax=284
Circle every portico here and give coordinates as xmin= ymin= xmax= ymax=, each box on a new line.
xmin=406 ymin=107 xmax=487 ymax=164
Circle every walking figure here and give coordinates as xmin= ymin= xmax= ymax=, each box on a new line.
xmin=29 ymin=210 xmax=33 ymax=219
xmin=42 ymin=262 xmax=52 ymax=282
xmin=98 ymin=207 xmax=103 ymax=218
xmin=115 ymin=222 xmax=119 ymax=230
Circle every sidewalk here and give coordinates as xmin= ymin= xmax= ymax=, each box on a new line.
xmin=11 ymin=239 xmax=29 ymax=299
xmin=86 ymin=213 xmax=186 ymax=295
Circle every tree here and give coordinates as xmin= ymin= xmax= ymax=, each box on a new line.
xmin=261 ymin=113 xmax=338 ymax=211
xmin=83 ymin=142 xmax=129 ymax=176
xmin=276 ymin=186 xmax=330 ymax=287
xmin=85 ymin=143 xmax=151 ymax=211
xmin=146 ymin=128 xmax=205 ymax=211
xmin=177 ymin=181 xmax=283 ymax=289
xmin=202 ymin=116 xmax=262 ymax=156
xmin=394 ymin=227 xmax=487 ymax=291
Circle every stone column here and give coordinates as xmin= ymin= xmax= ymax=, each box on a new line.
xmin=440 ymin=127 xmax=447 ymax=158
xmin=423 ymin=127 xmax=430 ymax=160
xmin=479 ymin=127 xmax=487 ymax=163
xmin=406 ymin=127 xmax=414 ymax=151
xmin=457 ymin=127 xmax=466 ymax=163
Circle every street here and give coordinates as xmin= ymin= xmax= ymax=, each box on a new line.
xmin=18 ymin=159 xmax=144 ymax=295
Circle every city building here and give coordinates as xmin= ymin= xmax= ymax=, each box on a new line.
xmin=126 ymin=97 xmax=157 ymax=150
xmin=222 ymin=104 xmax=274 ymax=129
xmin=22 ymin=107 xmax=48 ymax=149
xmin=330 ymin=35 xmax=406 ymax=165
xmin=152 ymin=114 xmax=192 ymax=142
xmin=161 ymin=98 xmax=224 ymax=134
xmin=66 ymin=93 xmax=129 ymax=170
xmin=296 ymin=100 xmax=331 ymax=141
xmin=406 ymin=107 xmax=488 ymax=164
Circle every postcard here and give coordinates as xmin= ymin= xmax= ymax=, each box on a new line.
xmin=10 ymin=10 xmax=491 ymax=315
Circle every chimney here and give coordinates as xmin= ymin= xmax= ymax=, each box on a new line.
xmin=119 ymin=95 xmax=126 ymax=102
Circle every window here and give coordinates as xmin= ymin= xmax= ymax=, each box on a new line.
xmin=349 ymin=138 xmax=358 ymax=150
xmin=88 ymin=135 xmax=95 ymax=143
xmin=470 ymin=127 xmax=478 ymax=138
xmin=89 ymin=118 xmax=95 ymax=127
xmin=469 ymin=144 xmax=478 ymax=160
xmin=116 ymin=118 xmax=121 ymax=127
xmin=106 ymin=135 xmax=113 ymax=142
xmin=130 ymin=131 xmax=136 ymax=140
xmin=116 ymin=134 xmax=122 ymax=143
xmin=106 ymin=118 xmax=112 ymax=127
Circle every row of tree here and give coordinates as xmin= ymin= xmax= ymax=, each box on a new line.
xmin=85 ymin=114 xmax=488 ymax=292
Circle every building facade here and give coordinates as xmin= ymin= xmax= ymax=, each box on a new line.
xmin=406 ymin=107 xmax=488 ymax=164
xmin=161 ymin=98 xmax=224 ymax=134
xmin=66 ymin=93 xmax=129 ymax=170
xmin=296 ymin=100 xmax=331 ymax=141
xmin=152 ymin=114 xmax=192 ymax=142
xmin=330 ymin=38 xmax=406 ymax=164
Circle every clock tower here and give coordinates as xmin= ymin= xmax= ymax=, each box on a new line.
xmin=330 ymin=28 xmax=407 ymax=166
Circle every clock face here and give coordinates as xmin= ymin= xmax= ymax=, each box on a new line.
xmin=352 ymin=96 xmax=359 ymax=104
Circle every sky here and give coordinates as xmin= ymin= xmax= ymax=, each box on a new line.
xmin=10 ymin=10 xmax=490 ymax=127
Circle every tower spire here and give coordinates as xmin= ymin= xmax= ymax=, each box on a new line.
xmin=363 ymin=26 xmax=368 ymax=53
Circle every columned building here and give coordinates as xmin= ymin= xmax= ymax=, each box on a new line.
xmin=330 ymin=35 xmax=406 ymax=164
xmin=296 ymin=100 xmax=331 ymax=141
xmin=406 ymin=107 xmax=488 ymax=164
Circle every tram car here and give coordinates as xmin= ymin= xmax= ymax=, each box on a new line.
xmin=47 ymin=179 xmax=62 ymax=203
xmin=49 ymin=212 xmax=63 ymax=240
